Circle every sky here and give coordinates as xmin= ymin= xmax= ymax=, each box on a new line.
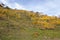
xmin=0 ymin=0 xmax=60 ymax=16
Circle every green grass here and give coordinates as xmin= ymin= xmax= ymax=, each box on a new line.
xmin=0 ymin=6 xmax=60 ymax=40
xmin=0 ymin=26 xmax=60 ymax=40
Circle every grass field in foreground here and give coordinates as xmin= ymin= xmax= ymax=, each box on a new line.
xmin=0 ymin=26 xmax=60 ymax=40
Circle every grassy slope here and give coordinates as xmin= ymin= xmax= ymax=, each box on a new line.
xmin=0 ymin=7 xmax=60 ymax=40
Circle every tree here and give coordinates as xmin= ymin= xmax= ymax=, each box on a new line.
xmin=0 ymin=3 xmax=5 ymax=7
xmin=5 ymin=6 xmax=10 ymax=9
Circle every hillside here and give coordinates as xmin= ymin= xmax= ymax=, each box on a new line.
xmin=0 ymin=5 xmax=60 ymax=40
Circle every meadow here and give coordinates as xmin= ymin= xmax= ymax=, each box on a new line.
xmin=0 ymin=4 xmax=60 ymax=40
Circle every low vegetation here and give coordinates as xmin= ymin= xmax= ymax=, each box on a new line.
xmin=0 ymin=3 xmax=60 ymax=40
